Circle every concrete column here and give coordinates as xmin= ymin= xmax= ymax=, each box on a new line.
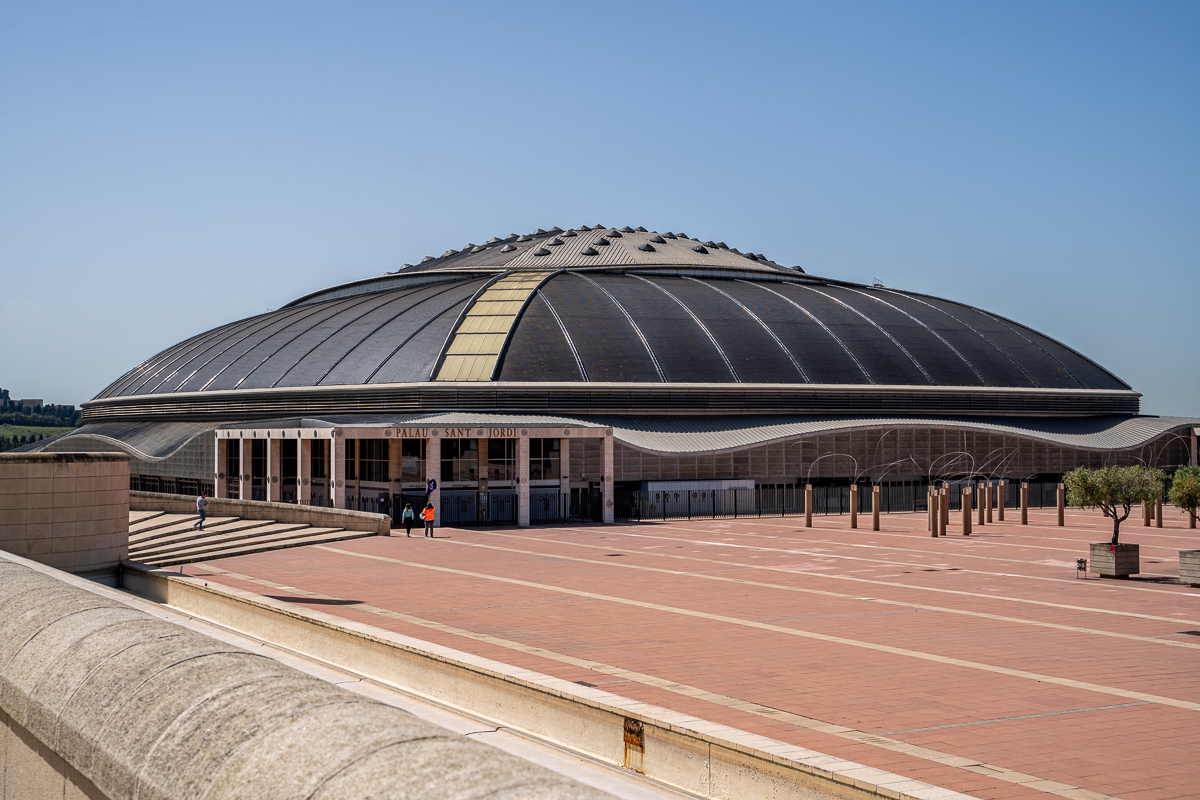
xmin=985 ymin=481 xmax=993 ymax=524
xmin=354 ymin=438 xmax=361 ymax=512
xmin=962 ymin=487 xmax=972 ymax=535
xmin=518 ymin=435 xmax=530 ymax=527
xmin=872 ymin=485 xmax=880 ymax=531
xmin=477 ymin=437 xmax=489 ymax=489
xmin=849 ymin=485 xmax=858 ymax=529
xmin=1020 ymin=482 xmax=1028 ymax=525
xmin=805 ymin=484 xmax=813 ymax=528
xmin=239 ymin=438 xmax=251 ymax=502
xmin=426 ymin=434 xmax=441 ymax=528
xmin=559 ymin=438 xmax=571 ymax=517
xmin=388 ymin=435 xmax=402 ymax=502
xmin=1156 ymin=495 xmax=1163 ymax=529
xmin=997 ymin=480 xmax=1005 ymax=522
xmin=602 ymin=431 xmax=614 ymax=524
xmin=215 ymin=437 xmax=227 ymax=499
xmin=332 ymin=433 xmax=346 ymax=509
xmin=267 ymin=437 xmax=281 ymax=503
xmin=298 ymin=438 xmax=312 ymax=505
xmin=1057 ymin=483 xmax=1065 ymax=526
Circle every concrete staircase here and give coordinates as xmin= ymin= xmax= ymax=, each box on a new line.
xmin=128 ymin=509 xmax=375 ymax=567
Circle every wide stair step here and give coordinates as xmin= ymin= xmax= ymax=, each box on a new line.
xmin=129 ymin=517 xmax=276 ymax=547
xmin=145 ymin=529 xmax=372 ymax=568
xmin=129 ymin=521 xmax=316 ymax=559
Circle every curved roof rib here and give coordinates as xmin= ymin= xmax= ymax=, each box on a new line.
xmin=159 ymin=304 xmax=328 ymax=394
xmin=202 ymin=292 xmax=399 ymax=392
xmin=571 ymin=273 xmax=666 ymax=382
xmin=538 ymin=291 xmax=588 ymax=381
xmin=790 ymin=283 xmax=934 ymax=384
xmin=879 ymin=289 xmax=1040 ymax=388
xmin=740 ymin=281 xmax=874 ymax=384
xmin=973 ymin=309 xmax=1086 ymax=389
xmin=845 ymin=288 xmax=988 ymax=386
xmin=632 ymin=275 xmax=739 ymax=382
xmin=115 ymin=314 xmax=270 ymax=397
xmin=311 ymin=282 xmax=470 ymax=387
xmin=685 ymin=277 xmax=808 ymax=382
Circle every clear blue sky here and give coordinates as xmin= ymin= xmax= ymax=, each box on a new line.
xmin=1 ymin=1 xmax=1196 ymax=415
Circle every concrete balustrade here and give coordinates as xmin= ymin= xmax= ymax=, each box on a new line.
xmin=0 ymin=552 xmax=611 ymax=800
xmin=129 ymin=491 xmax=391 ymax=537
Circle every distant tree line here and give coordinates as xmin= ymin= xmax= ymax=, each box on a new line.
xmin=0 ymin=432 xmax=51 ymax=453
xmin=0 ymin=388 xmax=82 ymax=427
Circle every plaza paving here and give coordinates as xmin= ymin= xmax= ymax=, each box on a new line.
xmin=181 ymin=506 xmax=1200 ymax=800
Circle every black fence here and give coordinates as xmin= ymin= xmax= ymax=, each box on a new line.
xmin=130 ymin=475 xmax=213 ymax=498
xmin=612 ymin=480 xmax=1072 ymax=523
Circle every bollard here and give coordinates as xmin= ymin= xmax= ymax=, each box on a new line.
xmin=1143 ymin=501 xmax=1151 ymax=527
xmin=850 ymin=484 xmax=858 ymax=529
xmin=1156 ymin=496 xmax=1163 ymax=529
xmin=930 ymin=489 xmax=939 ymax=537
xmin=941 ymin=484 xmax=950 ymax=533
xmin=1057 ymin=483 xmax=1065 ymax=527
xmin=928 ymin=488 xmax=935 ymax=534
xmin=977 ymin=482 xmax=985 ymax=526
xmin=872 ymin=484 xmax=880 ymax=531
xmin=963 ymin=487 xmax=972 ymax=535
xmin=1020 ymin=482 xmax=1028 ymax=525
xmin=997 ymin=479 xmax=1005 ymax=522
xmin=985 ymin=481 xmax=993 ymax=524
xmin=805 ymin=483 xmax=812 ymax=528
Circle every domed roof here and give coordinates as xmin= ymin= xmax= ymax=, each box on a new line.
xmin=93 ymin=226 xmax=1131 ymax=414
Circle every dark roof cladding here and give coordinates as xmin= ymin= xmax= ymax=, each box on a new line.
xmin=91 ymin=226 xmax=1131 ymax=410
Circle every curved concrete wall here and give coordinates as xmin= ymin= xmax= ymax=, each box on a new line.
xmin=0 ymin=553 xmax=611 ymax=800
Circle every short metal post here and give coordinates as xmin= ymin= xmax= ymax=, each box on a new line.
xmin=997 ymin=480 xmax=1005 ymax=522
xmin=1057 ymin=483 xmax=1065 ymax=527
xmin=1020 ymin=482 xmax=1028 ymax=525
xmin=805 ymin=484 xmax=812 ymax=528
xmin=977 ymin=481 xmax=984 ymax=526
xmin=872 ymin=485 xmax=880 ymax=531
xmin=1143 ymin=500 xmax=1151 ymax=527
xmin=850 ymin=485 xmax=858 ymax=529
xmin=985 ymin=480 xmax=992 ymax=524
xmin=1156 ymin=496 xmax=1163 ymax=528
xmin=962 ymin=487 xmax=972 ymax=535
xmin=941 ymin=483 xmax=950 ymax=532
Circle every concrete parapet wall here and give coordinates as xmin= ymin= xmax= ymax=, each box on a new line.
xmin=0 ymin=551 xmax=612 ymax=800
xmin=121 ymin=562 xmax=968 ymax=800
xmin=130 ymin=491 xmax=391 ymax=537
xmin=0 ymin=453 xmax=129 ymax=577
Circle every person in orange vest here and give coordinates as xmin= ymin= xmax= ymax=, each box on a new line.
xmin=422 ymin=502 xmax=435 ymax=537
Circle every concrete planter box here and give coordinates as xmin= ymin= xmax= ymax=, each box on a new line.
xmin=1089 ymin=542 xmax=1139 ymax=578
xmin=1180 ymin=551 xmax=1200 ymax=587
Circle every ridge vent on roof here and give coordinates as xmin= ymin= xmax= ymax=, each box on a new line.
xmin=620 ymin=226 xmax=635 ymax=233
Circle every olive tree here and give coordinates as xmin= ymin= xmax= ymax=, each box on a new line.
xmin=1168 ymin=466 xmax=1200 ymax=529
xmin=1064 ymin=466 xmax=1164 ymax=545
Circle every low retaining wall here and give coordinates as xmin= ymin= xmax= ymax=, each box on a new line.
xmin=130 ymin=491 xmax=391 ymax=537
xmin=0 ymin=551 xmax=611 ymax=800
xmin=121 ymin=561 xmax=966 ymax=800
xmin=0 ymin=453 xmax=129 ymax=580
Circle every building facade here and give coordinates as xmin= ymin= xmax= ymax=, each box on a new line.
xmin=31 ymin=225 xmax=1199 ymax=525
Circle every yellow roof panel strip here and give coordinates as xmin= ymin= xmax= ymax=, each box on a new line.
xmin=435 ymin=270 xmax=555 ymax=381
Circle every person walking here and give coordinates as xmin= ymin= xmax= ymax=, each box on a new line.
xmin=401 ymin=503 xmax=415 ymax=537
xmin=423 ymin=502 xmax=435 ymax=537
xmin=193 ymin=494 xmax=207 ymax=531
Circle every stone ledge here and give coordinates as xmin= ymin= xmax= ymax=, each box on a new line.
xmin=0 ymin=551 xmax=612 ymax=800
